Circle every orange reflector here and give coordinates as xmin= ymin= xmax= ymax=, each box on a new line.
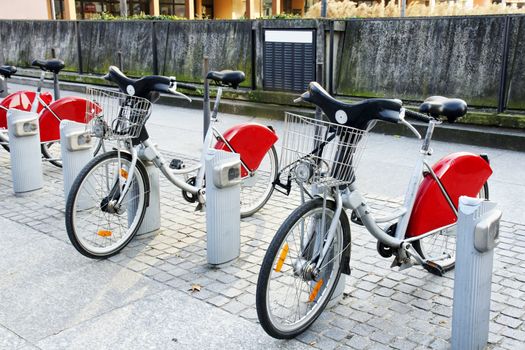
xmin=120 ymin=168 xmax=128 ymax=179
xmin=97 ymin=230 xmax=112 ymax=237
xmin=274 ymin=243 xmax=289 ymax=272
xmin=309 ymin=279 xmax=324 ymax=303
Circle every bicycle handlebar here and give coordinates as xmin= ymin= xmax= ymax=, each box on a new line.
xmin=176 ymin=82 xmax=197 ymax=91
xmin=405 ymin=109 xmax=433 ymax=123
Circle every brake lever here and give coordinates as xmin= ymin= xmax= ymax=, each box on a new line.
xmin=399 ymin=108 xmax=422 ymax=139
xmin=293 ymin=97 xmax=303 ymax=103
xmin=168 ymin=85 xmax=192 ymax=103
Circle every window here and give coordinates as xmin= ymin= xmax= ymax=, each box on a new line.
xmin=52 ymin=0 xmax=65 ymax=19
xmin=200 ymin=0 xmax=213 ymax=19
xmin=75 ymin=0 xmax=150 ymax=19
xmin=160 ymin=0 xmax=186 ymax=17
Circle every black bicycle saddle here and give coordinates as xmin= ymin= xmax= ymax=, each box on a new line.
xmin=32 ymin=59 xmax=65 ymax=74
xmin=0 ymin=65 xmax=17 ymax=78
xmin=419 ymin=96 xmax=467 ymax=123
xmin=206 ymin=70 xmax=245 ymax=89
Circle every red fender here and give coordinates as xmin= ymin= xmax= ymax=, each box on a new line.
xmin=214 ymin=123 xmax=278 ymax=177
xmin=38 ymin=97 xmax=91 ymax=142
xmin=406 ymin=152 xmax=492 ymax=238
xmin=0 ymin=91 xmax=53 ymax=129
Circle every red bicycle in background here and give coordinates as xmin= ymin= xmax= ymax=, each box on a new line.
xmin=0 ymin=59 xmax=92 ymax=166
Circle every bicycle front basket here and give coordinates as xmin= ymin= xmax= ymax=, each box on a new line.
xmin=279 ymin=112 xmax=368 ymax=188
xmin=85 ymin=87 xmax=152 ymax=141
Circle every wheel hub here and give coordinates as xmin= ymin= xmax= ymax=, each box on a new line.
xmin=293 ymin=258 xmax=319 ymax=281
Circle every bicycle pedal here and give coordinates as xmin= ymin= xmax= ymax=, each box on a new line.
xmin=350 ymin=211 xmax=363 ymax=226
xmin=169 ymin=158 xmax=185 ymax=170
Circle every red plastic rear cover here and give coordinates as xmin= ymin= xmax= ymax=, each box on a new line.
xmin=38 ymin=97 xmax=90 ymax=142
xmin=214 ymin=123 xmax=278 ymax=177
xmin=406 ymin=152 xmax=492 ymax=238
xmin=0 ymin=91 xmax=52 ymax=129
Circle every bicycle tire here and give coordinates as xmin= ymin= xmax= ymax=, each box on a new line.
xmin=413 ymin=182 xmax=489 ymax=272
xmin=256 ymin=197 xmax=350 ymax=339
xmin=65 ymin=150 xmax=149 ymax=259
xmin=41 ymin=142 xmax=62 ymax=168
xmin=240 ymin=145 xmax=278 ymax=218
xmin=0 ymin=132 xmax=9 ymax=152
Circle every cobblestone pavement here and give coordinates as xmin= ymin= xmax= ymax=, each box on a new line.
xmin=0 ymin=148 xmax=524 ymax=350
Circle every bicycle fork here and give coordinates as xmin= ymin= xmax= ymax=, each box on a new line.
xmin=100 ymin=147 xmax=139 ymax=214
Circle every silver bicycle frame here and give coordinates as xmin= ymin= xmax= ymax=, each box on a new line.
xmin=117 ymin=86 xmax=251 ymax=204
xmin=310 ymin=114 xmax=459 ymax=267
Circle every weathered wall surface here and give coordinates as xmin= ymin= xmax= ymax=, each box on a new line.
xmin=156 ymin=20 xmax=253 ymax=85
xmin=0 ymin=16 xmax=523 ymax=111
xmin=336 ymin=17 xmax=507 ymax=107
xmin=506 ymin=16 xmax=525 ymax=110
xmin=78 ymin=21 xmax=155 ymax=76
xmin=0 ymin=21 xmax=78 ymax=71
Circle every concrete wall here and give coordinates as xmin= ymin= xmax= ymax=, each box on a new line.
xmin=0 ymin=16 xmax=523 ymax=111
xmin=156 ymin=20 xmax=253 ymax=85
xmin=78 ymin=21 xmax=155 ymax=76
xmin=0 ymin=20 xmax=77 ymax=70
xmin=335 ymin=16 xmax=507 ymax=107
xmin=0 ymin=0 xmax=49 ymax=20
xmin=506 ymin=15 xmax=525 ymax=110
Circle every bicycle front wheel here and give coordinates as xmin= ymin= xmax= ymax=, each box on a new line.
xmin=413 ymin=182 xmax=489 ymax=272
xmin=65 ymin=151 xmax=149 ymax=258
xmin=240 ymin=145 xmax=278 ymax=218
xmin=256 ymin=197 xmax=350 ymax=339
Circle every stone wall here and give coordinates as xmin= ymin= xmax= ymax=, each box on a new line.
xmin=335 ymin=16 xmax=508 ymax=108
xmin=0 ymin=20 xmax=78 ymax=71
xmin=506 ymin=16 xmax=525 ymax=110
xmin=0 ymin=16 xmax=524 ymax=111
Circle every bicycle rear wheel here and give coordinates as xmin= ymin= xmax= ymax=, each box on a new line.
xmin=240 ymin=145 xmax=278 ymax=218
xmin=413 ymin=182 xmax=489 ymax=272
xmin=0 ymin=131 xmax=9 ymax=152
xmin=65 ymin=150 xmax=148 ymax=259
xmin=41 ymin=142 xmax=62 ymax=167
xmin=256 ymin=198 xmax=349 ymax=339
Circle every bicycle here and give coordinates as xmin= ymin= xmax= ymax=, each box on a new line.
xmin=65 ymin=66 xmax=279 ymax=258
xmin=255 ymin=82 xmax=492 ymax=339
xmin=0 ymin=58 xmax=92 ymax=166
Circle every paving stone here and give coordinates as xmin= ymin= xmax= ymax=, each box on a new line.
xmin=1 ymin=146 xmax=524 ymax=349
xmin=323 ymin=327 xmax=349 ymax=342
xmin=345 ymin=335 xmax=371 ymax=350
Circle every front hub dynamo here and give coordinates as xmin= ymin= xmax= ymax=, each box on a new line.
xmin=293 ymin=258 xmax=319 ymax=281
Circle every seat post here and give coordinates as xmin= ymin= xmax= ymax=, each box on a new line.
xmin=53 ymin=72 xmax=60 ymax=100
xmin=203 ymin=56 xmax=210 ymax=141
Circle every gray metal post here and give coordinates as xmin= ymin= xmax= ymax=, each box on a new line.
xmin=205 ymin=149 xmax=241 ymax=266
xmin=118 ymin=51 xmax=124 ymax=72
xmin=203 ymin=56 xmax=210 ymax=141
xmin=451 ymin=196 xmax=502 ymax=350
xmin=7 ymin=109 xmax=43 ymax=193
xmin=59 ymin=120 xmax=93 ymax=199
xmin=321 ymin=0 xmax=327 ymax=17
xmin=0 ymin=76 xmax=7 ymax=98
xmin=53 ymin=73 xmax=60 ymax=100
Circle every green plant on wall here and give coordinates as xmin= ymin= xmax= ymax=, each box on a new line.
xmin=93 ymin=12 xmax=185 ymax=20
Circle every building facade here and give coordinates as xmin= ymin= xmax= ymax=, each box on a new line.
xmin=0 ymin=0 xmax=309 ymax=20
